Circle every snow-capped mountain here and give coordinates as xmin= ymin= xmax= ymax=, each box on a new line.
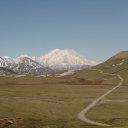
xmin=0 ymin=49 xmax=98 ymax=75
xmin=0 ymin=55 xmax=52 ymax=75
xmin=0 ymin=56 xmax=15 ymax=68
xmin=13 ymin=55 xmax=52 ymax=75
xmin=35 ymin=49 xmax=98 ymax=70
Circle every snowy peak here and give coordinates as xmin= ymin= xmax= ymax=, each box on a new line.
xmin=37 ymin=49 xmax=98 ymax=70
xmin=46 ymin=49 xmax=79 ymax=56
xmin=18 ymin=54 xmax=30 ymax=58
xmin=15 ymin=56 xmax=41 ymax=68
xmin=13 ymin=56 xmax=52 ymax=75
xmin=0 ymin=56 xmax=15 ymax=68
xmin=45 ymin=49 xmax=83 ymax=59
xmin=0 ymin=55 xmax=52 ymax=75
xmin=0 ymin=49 xmax=98 ymax=75
xmin=15 ymin=55 xmax=33 ymax=64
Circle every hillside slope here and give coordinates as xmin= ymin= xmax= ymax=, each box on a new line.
xmin=75 ymin=51 xmax=128 ymax=85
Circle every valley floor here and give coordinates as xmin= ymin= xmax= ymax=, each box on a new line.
xmin=0 ymin=83 xmax=127 ymax=128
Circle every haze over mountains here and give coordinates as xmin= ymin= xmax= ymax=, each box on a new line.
xmin=0 ymin=49 xmax=98 ymax=75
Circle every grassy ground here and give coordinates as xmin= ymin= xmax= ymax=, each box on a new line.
xmin=74 ymin=69 xmax=104 ymax=80
xmin=86 ymin=84 xmax=128 ymax=127
xmin=73 ymin=58 xmax=128 ymax=128
xmin=0 ymin=57 xmax=127 ymax=128
xmin=0 ymin=84 xmax=114 ymax=128
xmin=0 ymin=83 xmax=127 ymax=128
xmin=75 ymin=68 xmax=120 ymax=85
xmin=60 ymin=56 xmax=128 ymax=128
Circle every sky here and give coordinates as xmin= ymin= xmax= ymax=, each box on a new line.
xmin=0 ymin=0 xmax=128 ymax=62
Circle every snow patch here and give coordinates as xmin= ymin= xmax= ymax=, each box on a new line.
xmin=39 ymin=74 xmax=51 ymax=77
xmin=15 ymin=75 xmax=26 ymax=78
xmin=112 ymin=62 xmax=123 ymax=67
xmin=116 ymin=62 xmax=123 ymax=65
xmin=56 ymin=70 xmax=75 ymax=77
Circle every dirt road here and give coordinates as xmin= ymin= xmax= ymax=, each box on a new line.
xmin=78 ymin=69 xmax=124 ymax=126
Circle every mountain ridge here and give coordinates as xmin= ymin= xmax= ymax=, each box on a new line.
xmin=0 ymin=49 xmax=97 ymax=75
xmin=74 ymin=50 xmax=128 ymax=85
xmin=109 ymin=51 xmax=128 ymax=60
xmin=0 ymin=50 xmax=127 ymax=85
xmin=34 ymin=49 xmax=98 ymax=70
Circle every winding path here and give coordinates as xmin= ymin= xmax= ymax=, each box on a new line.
xmin=78 ymin=69 xmax=124 ymax=126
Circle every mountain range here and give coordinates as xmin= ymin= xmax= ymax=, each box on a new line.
xmin=0 ymin=50 xmax=127 ymax=85
xmin=0 ymin=49 xmax=98 ymax=75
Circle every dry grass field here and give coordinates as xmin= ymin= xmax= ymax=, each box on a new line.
xmin=86 ymin=84 xmax=128 ymax=127
xmin=0 ymin=82 xmax=127 ymax=128
xmin=0 ymin=83 xmax=115 ymax=128
xmin=0 ymin=57 xmax=127 ymax=128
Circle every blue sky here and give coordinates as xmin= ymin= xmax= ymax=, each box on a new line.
xmin=0 ymin=0 xmax=128 ymax=61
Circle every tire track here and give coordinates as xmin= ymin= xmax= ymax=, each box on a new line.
xmin=78 ymin=69 xmax=124 ymax=126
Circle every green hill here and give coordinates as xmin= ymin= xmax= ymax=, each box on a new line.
xmin=75 ymin=51 xmax=128 ymax=85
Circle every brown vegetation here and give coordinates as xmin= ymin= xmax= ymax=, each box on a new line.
xmin=0 ymin=76 xmax=109 ymax=85
xmin=109 ymin=51 xmax=128 ymax=60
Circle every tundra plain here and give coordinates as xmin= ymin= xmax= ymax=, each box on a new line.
xmin=0 ymin=80 xmax=127 ymax=128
